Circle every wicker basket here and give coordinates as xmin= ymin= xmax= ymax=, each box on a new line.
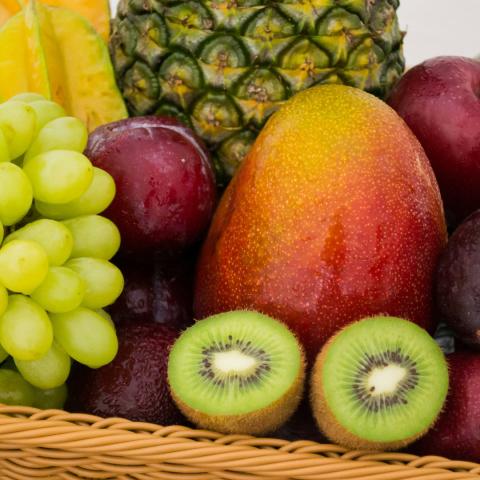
xmin=1 ymin=405 xmax=479 ymax=480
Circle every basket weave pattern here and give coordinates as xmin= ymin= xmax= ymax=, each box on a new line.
xmin=0 ymin=405 xmax=479 ymax=480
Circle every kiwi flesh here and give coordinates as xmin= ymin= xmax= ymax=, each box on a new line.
xmin=310 ymin=316 xmax=449 ymax=451
xmin=167 ymin=310 xmax=305 ymax=435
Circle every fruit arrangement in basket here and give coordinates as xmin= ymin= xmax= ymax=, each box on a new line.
xmin=1 ymin=0 xmax=480 ymax=475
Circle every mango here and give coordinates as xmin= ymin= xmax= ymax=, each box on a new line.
xmin=0 ymin=0 xmax=110 ymax=41
xmin=194 ymin=85 xmax=447 ymax=361
xmin=0 ymin=1 xmax=127 ymax=131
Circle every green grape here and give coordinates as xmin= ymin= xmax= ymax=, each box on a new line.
xmin=35 ymin=168 xmax=115 ymax=220
xmin=23 ymin=149 xmax=93 ymax=204
xmin=0 ymin=369 xmax=36 ymax=406
xmin=0 ymin=240 xmax=49 ymax=294
xmin=0 ymin=100 xmax=36 ymax=159
xmin=95 ymin=308 xmax=114 ymax=326
xmin=31 ymin=267 xmax=85 ymax=313
xmin=15 ymin=342 xmax=71 ymax=389
xmin=0 ymin=295 xmax=52 ymax=361
xmin=51 ymin=307 xmax=118 ymax=368
xmin=29 ymin=101 xmax=66 ymax=136
xmin=5 ymin=219 xmax=73 ymax=266
xmin=0 ymin=221 xmax=3 ymax=244
xmin=66 ymin=258 xmax=124 ymax=309
xmin=0 ymin=284 xmax=7 ymax=317
xmin=0 ymin=162 xmax=33 ymax=226
xmin=0 ymin=128 xmax=9 ymax=163
xmin=0 ymin=344 xmax=8 ymax=363
xmin=24 ymin=117 xmax=88 ymax=162
xmin=63 ymin=215 xmax=121 ymax=260
xmin=10 ymin=93 xmax=46 ymax=103
xmin=34 ymin=383 xmax=68 ymax=410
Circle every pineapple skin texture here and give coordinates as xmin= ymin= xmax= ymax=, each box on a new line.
xmin=193 ymin=85 xmax=447 ymax=361
xmin=110 ymin=0 xmax=405 ymax=184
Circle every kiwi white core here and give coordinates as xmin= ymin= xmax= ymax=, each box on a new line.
xmin=367 ymin=364 xmax=407 ymax=396
xmin=214 ymin=350 xmax=257 ymax=375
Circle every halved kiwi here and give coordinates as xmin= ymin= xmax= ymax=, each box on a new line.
xmin=310 ymin=316 xmax=449 ymax=451
xmin=168 ymin=310 xmax=305 ymax=435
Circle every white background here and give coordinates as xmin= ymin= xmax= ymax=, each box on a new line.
xmin=109 ymin=0 xmax=480 ymax=67
xmin=398 ymin=0 xmax=480 ymax=66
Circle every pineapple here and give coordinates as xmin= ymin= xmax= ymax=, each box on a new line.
xmin=110 ymin=0 xmax=405 ymax=184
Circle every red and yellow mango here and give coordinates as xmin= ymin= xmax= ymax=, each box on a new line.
xmin=194 ymin=85 xmax=447 ymax=360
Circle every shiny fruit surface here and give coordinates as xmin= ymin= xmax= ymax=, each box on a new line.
xmin=5 ymin=219 xmax=73 ymax=266
xmin=85 ymin=116 xmax=216 ymax=255
xmin=51 ymin=307 xmax=118 ymax=368
xmin=388 ymin=57 xmax=480 ymax=225
xmin=0 ymin=240 xmax=49 ymax=294
xmin=436 ymin=210 xmax=480 ymax=346
xmin=412 ymin=351 xmax=480 ymax=461
xmin=0 ymin=162 xmax=32 ymax=226
xmin=67 ymin=321 xmax=182 ymax=425
xmin=194 ymin=85 xmax=447 ymax=360
xmin=109 ymin=254 xmax=194 ymax=330
xmin=36 ymin=167 xmax=116 ymax=220
xmin=0 ymin=295 xmax=52 ymax=361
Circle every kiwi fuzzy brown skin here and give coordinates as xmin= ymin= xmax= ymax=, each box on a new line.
xmin=171 ymin=357 xmax=305 ymax=436
xmin=310 ymin=319 xmax=447 ymax=451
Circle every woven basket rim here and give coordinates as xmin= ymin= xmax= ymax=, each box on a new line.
xmin=0 ymin=404 xmax=479 ymax=480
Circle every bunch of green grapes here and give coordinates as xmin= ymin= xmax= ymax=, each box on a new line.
xmin=0 ymin=93 xmax=123 ymax=409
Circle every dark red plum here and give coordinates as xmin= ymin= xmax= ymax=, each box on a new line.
xmin=412 ymin=351 xmax=480 ymax=461
xmin=109 ymin=253 xmax=194 ymax=330
xmin=67 ymin=322 xmax=183 ymax=426
xmin=85 ymin=116 xmax=216 ymax=255
xmin=388 ymin=57 xmax=480 ymax=225
xmin=436 ymin=210 xmax=480 ymax=347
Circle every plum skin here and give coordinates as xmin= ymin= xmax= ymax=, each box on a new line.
xmin=388 ymin=56 xmax=480 ymax=226
xmin=67 ymin=321 xmax=183 ymax=426
xmin=436 ymin=210 xmax=480 ymax=347
xmin=108 ymin=253 xmax=194 ymax=330
xmin=85 ymin=116 xmax=217 ymax=255
xmin=412 ymin=351 xmax=480 ymax=462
